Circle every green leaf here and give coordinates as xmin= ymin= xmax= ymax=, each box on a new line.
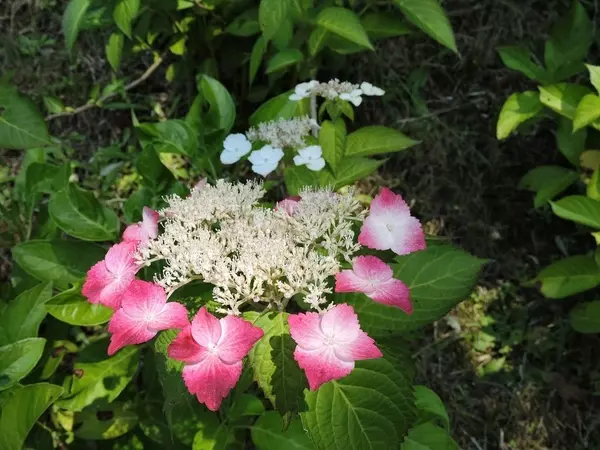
xmin=25 ymin=162 xmax=62 ymax=196
xmin=284 ymin=166 xmax=334 ymax=196
xmin=228 ymin=394 xmax=265 ymax=421
xmin=49 ymin=184 xmax=120 ymax=241
xmin=113 ymin=0 xmax=140 ymax=38
xmin=0 ymin=83 xmax=50 ymax=149
xmin=544 ymin=1 xmax=592 ymax=74
xmin=46 ymin=288 xmax=112 ymax=326
xmin=361 ymin=13 xmax=411 ymax=40
xmin=550 ymin=195 xmax=600 ymax=228
xmin=569 ymin=300 xmax=600 ymax=333
xmin=573 ymin=94 xmax=600 ymax=131
xmin=272 ymin=20 xmax=294 ymax=51
xmin=62 ymin=0 xmax=91 ymax=51
xmin=0 ymin=283 xmax=52 ymax=346
xmin=307 ymin=28 xmax=329 ymax=57
xmin=139 ymin=120 xmax=198 ymax=156
xmin=250 ymin=91 xmax=309 ymax=126
xmin=266 ymin=49 xmax=304 ymax=74
xmin=226 ymin=8 xmax=260 ymax=37
xmin=192 ymin=422 xmax=231 ymax=450
xmin=345 ymin=126 xmax=419 ymax=157
xmin=319 ymin=120 xmax=346 ymax=172
xmin=497 ymin=46 xmax=547 ymax=82
xmin=588 ymin=169 xmax=600 ymax=200
xmin=106 ymin=32 xmax=124 ymax=72
xmin=12 ymin=240 xmax=105 ymax=290
xmin=259 ymin=0 xmax=289 ymax=41
xmin=414 ymin=386 xmax=450 ymax=431
xmin=401 ymin=422 xmax=459 ymax=450
xmin=0 ymin=383 xmax=63 ymax=450
xmin=198 ymin=75 xmax=236 ymax=134
xmin=246 ymin=312 xmax=307 ymax=413
xmin=56 ymin=346 xmax=140 ymax=411
xmin=345 ymin=246 xmax=486 ymax=335
xmin=496 ymin=91 xmax=544 ymax=140
xmin=586 ymin=64 xmax=600 ymax=95
xmin=43 ymin=96 xmax=65 ymax=114
xmin=0 ymin=338 xmax=46 ymax=391
xmin=518 ymin=165 xmax=579 ymax=208
xmin=250 ymin=37 xmax=267 ymax=85
xmin=252 ymin=412 xmax=313 ymax=450
xmin=333 ymin=157 xmax=385 ymax=189
xmin=538 ymin=83 xmax=591 ymax=119
xmin=557 ymin=117 xmax=586 ymax=167
xmin=534 ymin=255 xmax=600 ymax=299
xmin=75 ymin=401 xmax=139 ymax=439
xmin=316 ymin=7 xmax=373 ymax=50
xmin=302 ymin=351 xmax=415 ymax=450
xmin=393 ymin=0 xmax=457 ymax=52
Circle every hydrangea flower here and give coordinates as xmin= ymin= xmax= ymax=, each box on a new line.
xmin=293 ymin=145 xmax=326 ymax=171
xmin=122 ymin=207 xmax=159 ymax=244
xmin=82 ymin=242 xmax=139 ymax=309
xmin=220 ymin=133 xmax=252 ymax=165
xmin=275 ymin=196 xmax=301 ymax=215
xmin=359 ymin=188 xmax=426 ymax=255
xmin=335 ymin=256 xmax=412 ymax=313
xmin=247 ymin=145 xmax=284 ymax=177
xmin=289 ymin=80 xmax=319 ymax=100
xmin=107 ymin=280 xmax=189 ymax=355
xmin=360 ymin=82 xmax=385 ymax=96
xmin=339 ymin=89 xmax=363 ymax=107
xmin=168 ymin=307 xmax=264 ymax=411
xmin=288 ymin=304 xmax=382 ymax=390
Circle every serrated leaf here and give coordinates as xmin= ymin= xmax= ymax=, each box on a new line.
xmin=319 ymin=120 xmax=346 ymax=172
xmin=0 ymin=283 xmax=52 ymax=346
xmin=62 ymin=0 xmax=91 ymax=51
xmin=496 ymin=91 xmax=543 ymax=140
xmin=518 ymin=165 xmax=578 ymax=208
xmin=569 ymin=300 xmax=600 ymax=333
xmin=401 ymin=422 xmax=459 ymax=450
xmin=345 ymin=126 xmax=419 ymax=157
xmin=534 ymin=254 xmax=600 ymax=299
xmin=497 ymin=46 xmax=547 ymax=82
xmin=106 ymin=32 xmax=124 ymax=72
xmin=557 ymin=116 xmax=586 ymax=167
xmin=345 ymin=246 xmax=486 ymax=335
xmin=361 ymin=13 xmax=411 ymax=40
xmin=550 ymin=195 xmax=600 ymax=228
xmin=266 ymin=49 xmax=304 ymax=74
xmin=113 ymin=0 xmax=140 ymax=38
xmin=259 ymin=0 xmax=289 ymax=41
xmin=284 ymin=166 xmax=334 ymax=196
xmin=333 ymin=157 xmax=385 ymax=189
xmin=0 ymin=338 xmax=46 ymax=391
xmin=414 ymin=386 xmax=450 ymax=431
xmin=251 ymin=412 xmax=313 ymax=450
xmin=316 ymin=7 xmax=373 ymax=50
xmin=539 ymin=83 xmax=591 ymax=119
xmin=46 ymin=287 xmax=112 ymax=326
xmin=250 ymin=37 xmax=267 ymax=85
xmin=246 ymin=312 xmax=307 ymax=413
xmin=573 ymin=94 xmax=600 ymax=131
xmin=393 ymin=0 xmax=456 ymax=52
xmin=0 ymin=383 xmax=64 ymax=450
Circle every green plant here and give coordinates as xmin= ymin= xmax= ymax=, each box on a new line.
xmin=496 ymin=0 xmax=600 ymax=334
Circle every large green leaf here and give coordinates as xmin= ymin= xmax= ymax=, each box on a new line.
xmin=361 ymin=13 xmax=411 ymax=40
xmin=316 ymin=7 xmax=373 ymax=50
xmin=250 ymin=91 xmax=309 ymax=126
xmin=46 ymin=287 xmax=112 ymax=326
xmin=226 ymin=8 xmax=260 ymax=37
xmin=393 ymin=0 xmax=456 ymax=52
xmin=0 ymin=338 xmax=46 ymax=391
xmin=246 ymin=312 xmax=307 ymax=413
xmin=0 ymin=83 xmax=50 ymax=149
xmin=252 ymin=412 xmax=313 ymax=450
xmin=138 ymin=120 xmax=199 ymax=156
xmin=284 ymin=166 xmax=334 ymax=196
xmin=106 ymin=32 xmax=124 ymax=72
xmin=319 ymin=120 xmax=346 ymax=172
xmin=249 ymin=37 xmax=267 ymax=85
xmin=266 ymin=49 xmax=304 ymax=74
xmin=62 ymin=0 xmax=91 ymax=51
xmin=401 ymin=422 xmax=459 ymax=450
xmin=518 ymin=165 xmax=579 ymax=208
xmin=56 ymin=346 xmax=140 ymax=411
xmin=573 ymin=94 xmax=600 ymax=132
xmin=301 ymin=351 xmax=415 ymax=450
xmin=550 ymin=195 xmax=600 ymax=228
xmin=413 ymin=386 xmax=450 ymax=431
xmin=497 ymin=46 xmax=547 ymax=82
xmin=345 ymin=126 xmax=419 ymax=157
xmin=0 ymin=383 xmax=64 ymax=450
xmin=496 ymin=91 xmax=543 ymax=140
xmin=198 ymin=75 xmax=236 ymax=135
xmin=308 ymin=27 xmax=329 ymax=57
xmin=259 ymin=0 xmax=289 ymax=41
xmin=49 ymin=184 xmax=120 ymax=241
xmin=0 ymin=283 xmax=52 ymax=346
xmin=345 ymin=246 xmax=486 ymax=335
xmin=538 ymin=83 xmax=591 ymax=120
xmin=113 ymin=0 xmax=140 ymax=38
xmin=569 ymin=300 xmax=600 ymax=333
xmin=534 ymin=255 xmax=600 ymax=299
xmin=75 ymin=401 xmax=139 ymax=440
xmin=11 ymin=239 xmax=105 ymax=290
xmin=556 ymin=117 xmax=586 ymax=167
xmin=333 ymin=157 xmax=385 ymax=189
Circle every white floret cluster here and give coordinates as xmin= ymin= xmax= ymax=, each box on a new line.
xmin=289 ymin=79 xmax=385 ymax=106
xmin=137 ymin=180 xmax=366 ymax=314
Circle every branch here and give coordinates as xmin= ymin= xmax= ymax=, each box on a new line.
xmin=45 ymin=54 xmax=166 ymax=121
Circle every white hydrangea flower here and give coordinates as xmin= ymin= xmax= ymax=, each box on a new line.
xmin=339 ymin=89 xmax=363 ymax=107
xmin=246 ymin=116 xmax=316 ymax=149
xmin=293 ymin=145 xmax=326 ymax=171
xmin=289 ymin=80 xmax=319 ymax=101
xmin=220 ymin=133 xmax=252 ymax=165
xmin=247 ymin=145 xmax=284 ymax=176
xmin=360 ymin=82 xmax=385 ymax=96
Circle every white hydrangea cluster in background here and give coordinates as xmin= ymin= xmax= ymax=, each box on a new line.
xmin=246 ymin=116 xmax=318 ymax=149
xmin=137 ymin=180 xmax=366 ymax=314
xmin=289 ymin=79 xmax=385 ymax=106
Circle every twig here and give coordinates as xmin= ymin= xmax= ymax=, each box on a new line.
xmin=45 ymin=54 xmax=166 ymax=121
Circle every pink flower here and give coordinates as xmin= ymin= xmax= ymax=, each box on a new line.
xmin=358 ymin=188 xmax=426 ymax=255
xmin=107 ymin=280 xmax=188 ymax=355
xmin=335 ymin=256 xmax=412 ymax=313
xmin=82 ymin=242 xmax=139 ymax=309
xmin=122 ymin=207 xmax=159 ymax=244
xmin=288 ymin=304 xmax=382 ymax=390
xmin=275 ymin=196 xmax=301 ymax=215
xmin=194 ymin=178 xmax=208 ymax=190
xmin=168 ymin=307 xmax=264 ymax=411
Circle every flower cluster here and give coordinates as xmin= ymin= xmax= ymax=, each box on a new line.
xmin=82 ymin=182 xmax=426 ymax=410
xmin=246 ymin=116 xmax=318 ymax=149
xmin=289 ymin=79 xmax=385 ymax=106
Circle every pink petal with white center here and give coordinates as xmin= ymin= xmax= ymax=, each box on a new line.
xmin=190 ymin=307 xmax=222 ymax=348
xmin=107 ymin=309 xmax=156 ymax=355
xmin=294 ymin=346 xmax=354 ymax=390
xmin=288 ymin=311 xmax=327 ymax=351
xmin=122 ymin=207 xmax=159 ymax=244
xmin=218 ymin=315 xmax=264 ymax=364
xmin=352 ymin=255 xmax=393 ymax=281
xmin=333 ymin=330 xmax=383 ymax=362
xmin=182 ymin=356 xmax=243 ymax=411
xmin=104 ymin=242 xmax=139 ymax=274
xmin=369 ymin=279 xmax=412 ymax=313
xmin=275 ymin=196 xmax=301 ymax=215
xmin=320 ymin=304 xmax=360 ymax=344
xmin=168 ymin=326 xmax=206 ymax=364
